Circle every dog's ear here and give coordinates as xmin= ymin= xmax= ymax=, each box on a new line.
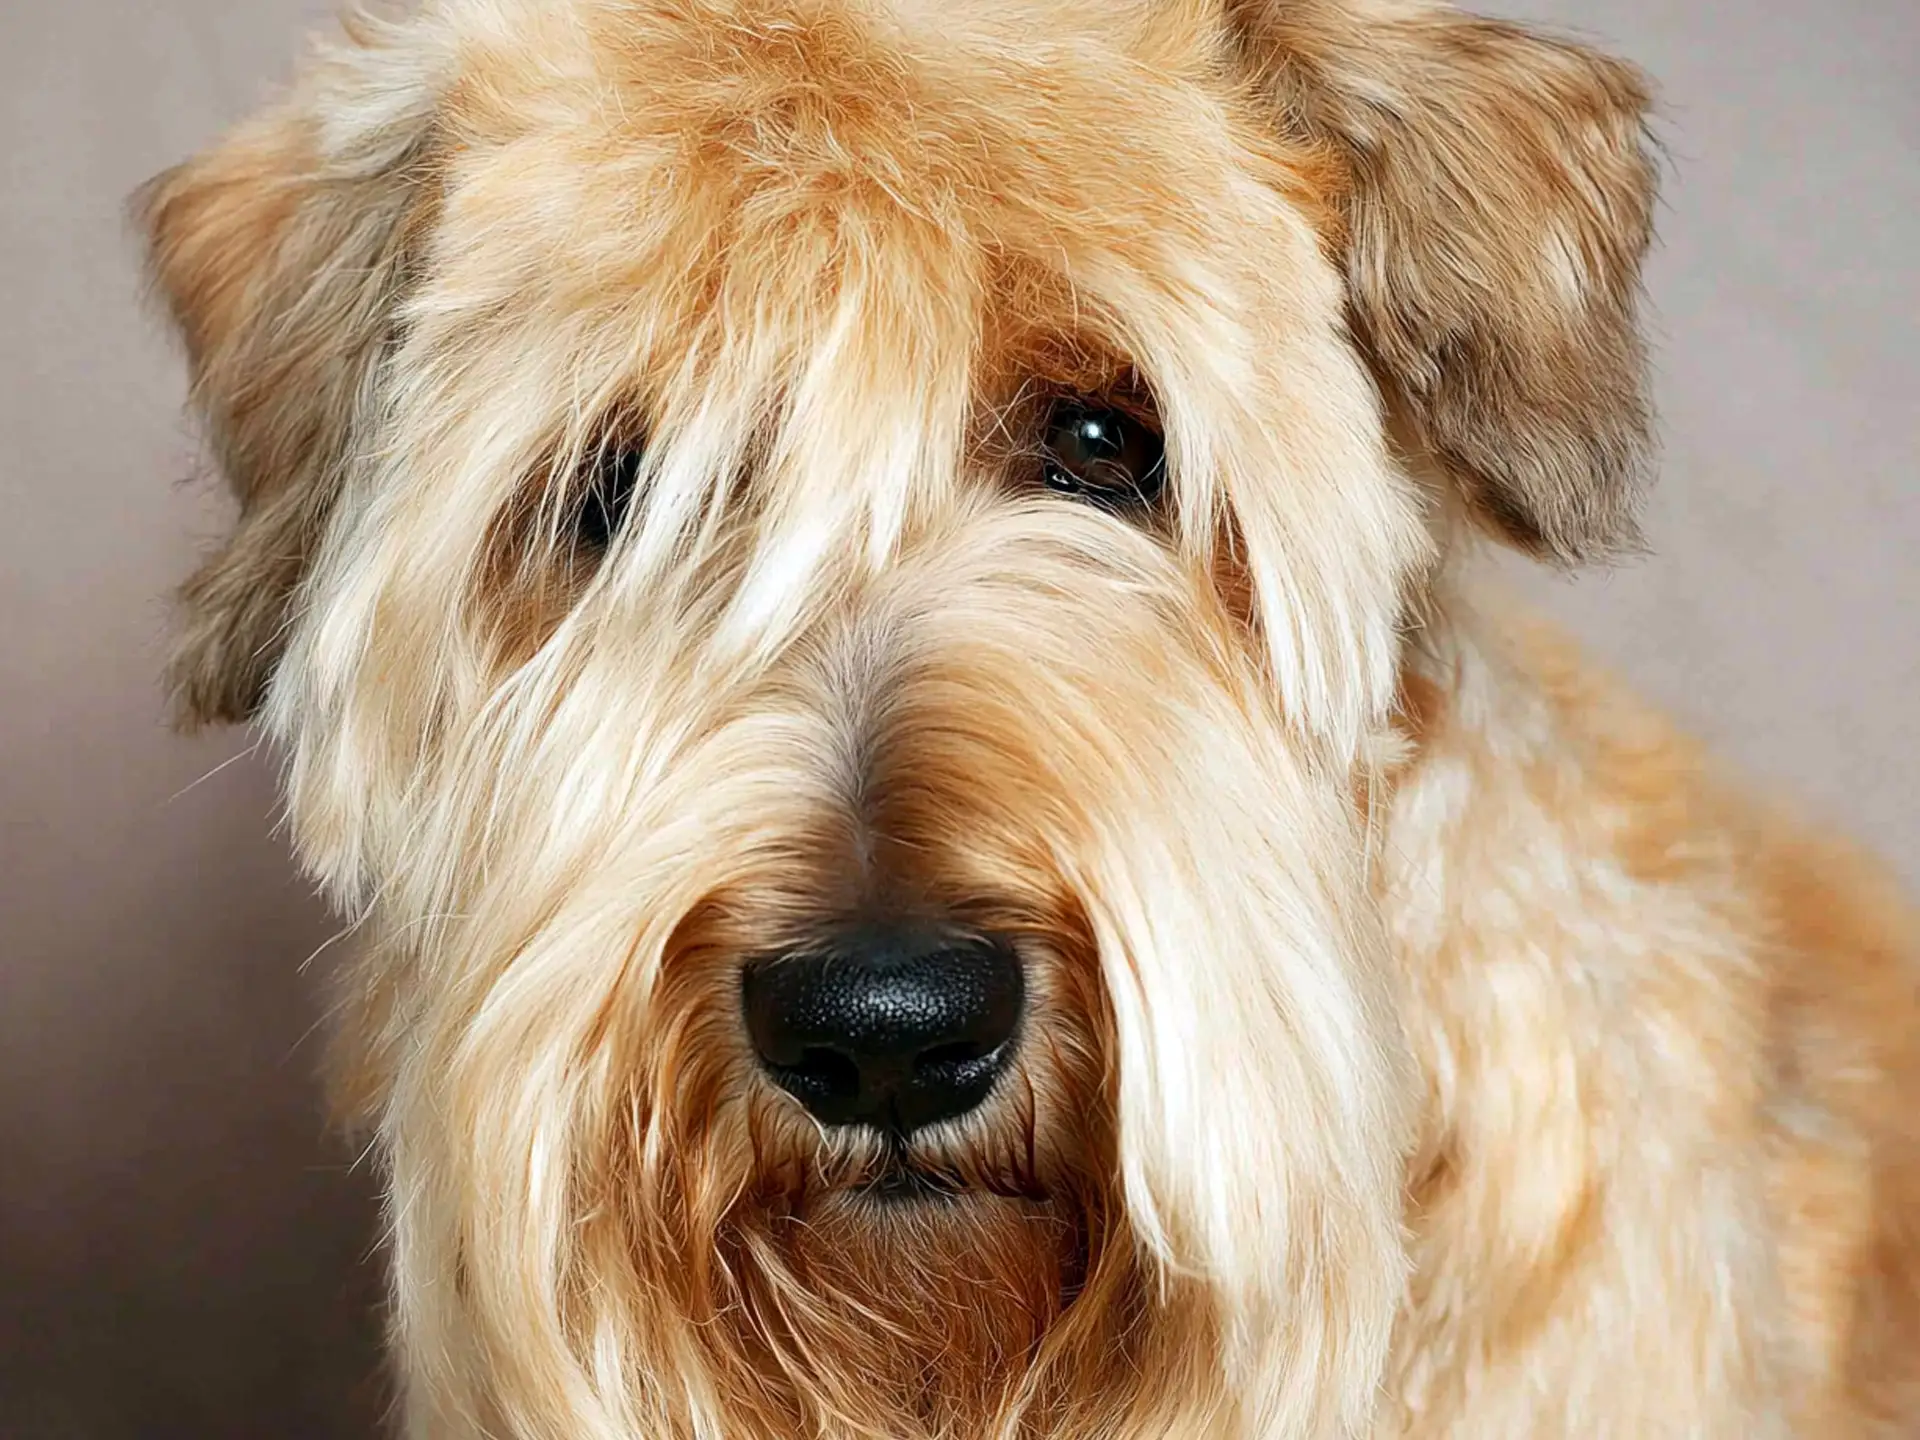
xmin=1231 ymin=0 xmax=1659 ymax=563
xmin=138 ymin=27 xmax=439 ymax=726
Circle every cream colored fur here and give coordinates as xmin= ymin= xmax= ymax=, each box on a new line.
xmin=138 ymin=1 xmax=1920 ymax=1436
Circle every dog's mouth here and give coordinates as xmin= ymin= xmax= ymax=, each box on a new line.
xmin=861 ymin=1158 xmax=962 ymax=1205
xmin=849 ymin=1133 xmax=1051 ymax=1209
xmin=856 ymin=1131 xmax=968 ymax=1207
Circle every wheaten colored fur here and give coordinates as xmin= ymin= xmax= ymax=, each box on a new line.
xmin=140 ymin=1 xmax=1919 ymax=1436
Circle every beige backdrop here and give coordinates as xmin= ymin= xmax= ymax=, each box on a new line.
xmin=1 ymin=1 xmax=1914 ymax=1435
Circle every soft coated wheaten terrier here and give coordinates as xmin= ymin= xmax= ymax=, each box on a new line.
xmin=140 ymin=0 xmax=1919 ymax=1435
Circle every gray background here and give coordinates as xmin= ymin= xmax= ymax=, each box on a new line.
xmin=1 ymin=1 xmax=1913 ymax=1435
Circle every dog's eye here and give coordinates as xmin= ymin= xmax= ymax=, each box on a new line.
xmin=1040 ymin=401 xmax=1166 ymax=511
xmin=574 ymin=442 xmax=643 ymax=551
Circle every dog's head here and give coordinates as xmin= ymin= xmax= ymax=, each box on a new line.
xmin=141 ymin=1 xmax=1654 ymax=1433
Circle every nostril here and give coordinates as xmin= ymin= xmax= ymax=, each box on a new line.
xmin=914 ymin=1039 xmax=988 ymax=1074
xmin=756 ymin=1044 xmax=866 ymax=1124
xmin=911 ymin=1038 xmax=1008 ymax=1114
xmin=783 ymin=1046 xmax=863 ymax=1104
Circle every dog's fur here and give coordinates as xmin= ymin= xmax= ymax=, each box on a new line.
xmin=139 ymin=1 xmax=1920 ymax=1435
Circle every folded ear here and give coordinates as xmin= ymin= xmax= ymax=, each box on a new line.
xmin=137 ymin=21 xmax=440 ymax=726
xmin=1231 ymin=0 xmax=1660 ymax=563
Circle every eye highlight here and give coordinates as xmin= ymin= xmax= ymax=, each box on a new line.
xmin=1039 ymin=400 xmax=1167 ymax=512
xmin=574 ymin=439 xmax=644 ymax=552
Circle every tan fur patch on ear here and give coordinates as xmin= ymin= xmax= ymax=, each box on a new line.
xmin=1232 ymin=0 xmax=1659 ymax=564
xmin=138 ymin=36 xmax=437 ymax=726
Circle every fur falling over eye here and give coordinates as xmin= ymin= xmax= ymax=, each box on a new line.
xmin=573 ymin=439 xmax=645 ymax=554
xmin=1038 ymin=399 xmax=1167 ymax=513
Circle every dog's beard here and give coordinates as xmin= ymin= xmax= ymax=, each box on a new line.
xmin=312 ymin=511 xmax=1411 ymax=1438
xmin=695 ymin=1085 xmax=1145 ymax=1435
xmin=716 ymin=1178 xmax=1146 ymax=1436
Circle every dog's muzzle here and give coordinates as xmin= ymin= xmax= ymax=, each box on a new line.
xmin=741 ymin=923 xmax=1025 ymax=1134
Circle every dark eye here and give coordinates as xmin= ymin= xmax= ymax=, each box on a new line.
xmin=574 ymin=440 xmax=643 ymax=551
xmin=1040 ymin=400 xmax=1166 ymax=511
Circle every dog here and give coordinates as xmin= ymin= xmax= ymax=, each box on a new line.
xmin=138 ymin=0 xmax=1920 ymax=1435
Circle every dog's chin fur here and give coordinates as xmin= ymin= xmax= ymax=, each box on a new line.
xmin=137 ymin=0 xmax=1920 ymax=1436
xmin=700 ymin=1173 xmax=1139 ymax=1435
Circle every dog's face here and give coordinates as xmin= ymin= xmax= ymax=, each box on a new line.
xmin=143 ymin=1 xmax=1654 ymax=1434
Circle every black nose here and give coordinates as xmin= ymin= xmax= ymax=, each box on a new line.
xmin=742 ymin=925 xmax=1025 ymax=1133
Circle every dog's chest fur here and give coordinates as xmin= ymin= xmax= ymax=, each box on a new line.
xmin=1379 ymin=596 xmax=1920 ymax=1437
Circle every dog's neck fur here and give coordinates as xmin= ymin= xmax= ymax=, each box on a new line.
xmin=1375 ymin=580 xmax=1794 ymax=1435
